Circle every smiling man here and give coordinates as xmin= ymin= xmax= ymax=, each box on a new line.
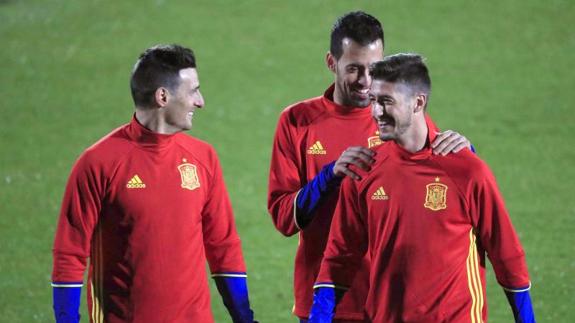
xmin=268 ymin=11 xmax=472 ymax=322
xmin=51 ymin=44 xmax=256 ymax=323
xmin=309 ymin=54 xmax=535 ymax=323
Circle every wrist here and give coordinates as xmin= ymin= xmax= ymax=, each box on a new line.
xmin=52 ymin=282 xmax=82 ymax=323
xmin=326 ymin=161 xmax=344 ymax=182
xmin=213 ymin=275 xmax=254 ymax=323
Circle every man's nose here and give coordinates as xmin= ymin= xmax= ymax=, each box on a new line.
xmin=358 ymin=69 xmax=371 ymax=87
xmin=372 ymin=102 xmax=383 ymax=117
xmin=195 ymin=92 xmax=205 ymax=108
xmin=374 ymin=103 xmax=389 ymax=118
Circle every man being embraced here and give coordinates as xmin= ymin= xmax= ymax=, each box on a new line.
xmin=309 ymin=54 xmax=535 ymax=323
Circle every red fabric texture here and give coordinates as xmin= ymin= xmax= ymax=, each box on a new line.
xmin=317 ymin=117 xmax=530 ymax=322
xmin=52 ymin=116 xmax=246 ymax=322
xmin=268 ymin=85 xmax=383 ymax=320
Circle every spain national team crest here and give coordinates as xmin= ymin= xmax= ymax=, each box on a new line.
xmin=424 ymin=177 xmax=448 ymax=211
xmin=178 ymin=159 xmax=200 ymax=191
xmin=367 ymin=131 xmax=383 ymax=148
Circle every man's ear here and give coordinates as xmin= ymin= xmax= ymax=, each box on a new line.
xmin=413 ymin=94 xmax=427 ymax=113
xmin=326 ymin=52 xmax=336 ymax=73
xmin=154 ymin=87 xmax=169 ymax=108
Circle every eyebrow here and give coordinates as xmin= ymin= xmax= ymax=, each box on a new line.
xmin=376 ymin=95 xmax=394 ymax=101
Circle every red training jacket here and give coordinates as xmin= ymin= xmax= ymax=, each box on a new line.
xmin=268 ymin=85 xmax=385 ymax=320
xmin=318 ymin=119 xmax=530 ymax=322
xmin=53 ymin=116 xmax=246 ymax=322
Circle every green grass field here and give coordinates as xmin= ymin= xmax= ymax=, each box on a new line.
xmin=1 ymin=0 xmax=574 ymax=321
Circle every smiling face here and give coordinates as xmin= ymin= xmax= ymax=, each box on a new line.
xmin=370 ymin=79 xmax=417 ymax=141
xmin=329 ymin=38 xmax=383 ymax=108
xmin=163 ymin=68 xmax=204 ymax=132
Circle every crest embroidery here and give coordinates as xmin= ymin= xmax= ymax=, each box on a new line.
xmin=367 ymin=131 xmax=383 ymax=148
xmin=424 ymin=177 xmax=447 ymax=211
xmin=178 ymin=159 xmax=200 ymax=191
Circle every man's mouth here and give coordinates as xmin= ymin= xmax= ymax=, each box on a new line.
xmin=352 ymin=88 xmax=369 ymax=98
xmin=377 ymin=119 xmax=394 ymax=129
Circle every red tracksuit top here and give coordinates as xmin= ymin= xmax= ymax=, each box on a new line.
xmin=317 ymin=121 xmax=530 ymax=322
xmin=52 ymin=116 xmax=246 ymax=323
xmin=268 ymin=85 xmax=391 ymax=320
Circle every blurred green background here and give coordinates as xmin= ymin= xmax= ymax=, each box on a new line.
xmin=1 ymin=0 xmax=574 ymax=321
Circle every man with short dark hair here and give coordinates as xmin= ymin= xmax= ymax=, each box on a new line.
xmin=268 ymin=11 xmax=471 ymax=322
xmin=52 ymin=44 xmax=256 ymax=323
xmin=309 ymin=54 xmax=535 ymax=322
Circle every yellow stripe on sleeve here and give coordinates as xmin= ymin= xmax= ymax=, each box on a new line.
xmin=466 ymin=229 xmax=484 ymax=323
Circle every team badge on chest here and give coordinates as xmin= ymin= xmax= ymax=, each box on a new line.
xmin=367 ymin=131 xmax=383 ymax=148
xmin=424 ymin=177 xmax=447 ymax=211
xmin=178 ymin=159 xmax=200 ymax=191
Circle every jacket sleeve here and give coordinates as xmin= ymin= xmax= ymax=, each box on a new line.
xmin=468 ymin=161 xmax=531 ymax=290
xmin=315 ymin=178 xmax=368 ymax=289
xmin=267 ymin=111 xmax=304 ymax=236
xmin=203 ymin=151 xmax=255 ymax=322
xmin=52 ymin=152 xmax=104 ymax=284
xmin=202 ymin=151 xmax=246 ymax=274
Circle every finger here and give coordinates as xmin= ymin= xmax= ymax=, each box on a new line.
xmin=432 ymin=133 xmax=459 ymax=155
xmin=431 ymin=130 xmax=453 ymax=148
xmin=342 ymin=150 xmax=376 ymax=164
xmin=339 ymin=155 xmax=371 ymax=171
xmin=439 ymin=138 xmax=466 ymax=156
xmin=340 ymin=151 xmax=376 ymax=167
xmin=348 ymin=159 xmax=372 ymax=171
xmin=334 ymin=163 xmax=362 ymax=179
xmin=339 ymin=167 xmax=362 ymax=180
xmin=451 ymin=141 xmax=469 ymax=153
xmin=345 ymin=146 xmax=376 ymax=157
xmin=349 ymin=152 xmax=376 ymax=165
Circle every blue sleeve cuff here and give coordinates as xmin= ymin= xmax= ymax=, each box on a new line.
xmin=52 ymin=282 xmax=82 ymax=323
xmin=470 ymin=144 xmax=476 ymax=153
xmin=295 ymin=161 xmax=342 ymax=228
xmin=213 ymin=274 xmax=254 ymax=323
xmin=309 ymin=286 xmax=338 ymax=323
xmin=504 ymin=286 xmax=535 ymax=323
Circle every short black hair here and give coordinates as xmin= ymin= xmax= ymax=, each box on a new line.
xmin=130 ymin=44 xmax=196 ymax=108
xmin=330 ymin=11 xmax=384 ymax=59
xmin=369 ymin=53 xmax=431 ymax=95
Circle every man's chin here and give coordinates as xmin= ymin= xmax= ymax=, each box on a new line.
xmin=356 ymin=94 xmax=372 ymax=105
xmin=349 ymin=98 xmax=371 ymax=107
xmin=342 ymin=92 xmax=369 ymax=107
xmin=181 ymin=123 xmax=193 ymax=131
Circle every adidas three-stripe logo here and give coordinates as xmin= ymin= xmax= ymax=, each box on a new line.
xmin=371 ymin=186 xmax=389 ymax=200
xmin=307 ymin=141 xmax=327 ymax=155
xmin=126 ymin=174 xmax=146 ymax=189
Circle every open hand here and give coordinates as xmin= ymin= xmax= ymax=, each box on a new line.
xmin=431 ymin=130 xmax=471 ymax=156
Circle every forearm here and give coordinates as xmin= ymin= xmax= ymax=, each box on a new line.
xmin=52 ymin=250 xmax=88 ymax=323
xmin=268 ymin=161 xmax=342 ymax=235
xmin=504 ymin=284 xmax=535 ymax=323
xmin=52 ymin=283 xmax=82 ymax=323
xmin=294 ymin=161 xmax=342 ymax=229
xmin=213 ymin=275 xmax=255 ymax=323
xmin=308 ymin=286 xmax=347 ymax=323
